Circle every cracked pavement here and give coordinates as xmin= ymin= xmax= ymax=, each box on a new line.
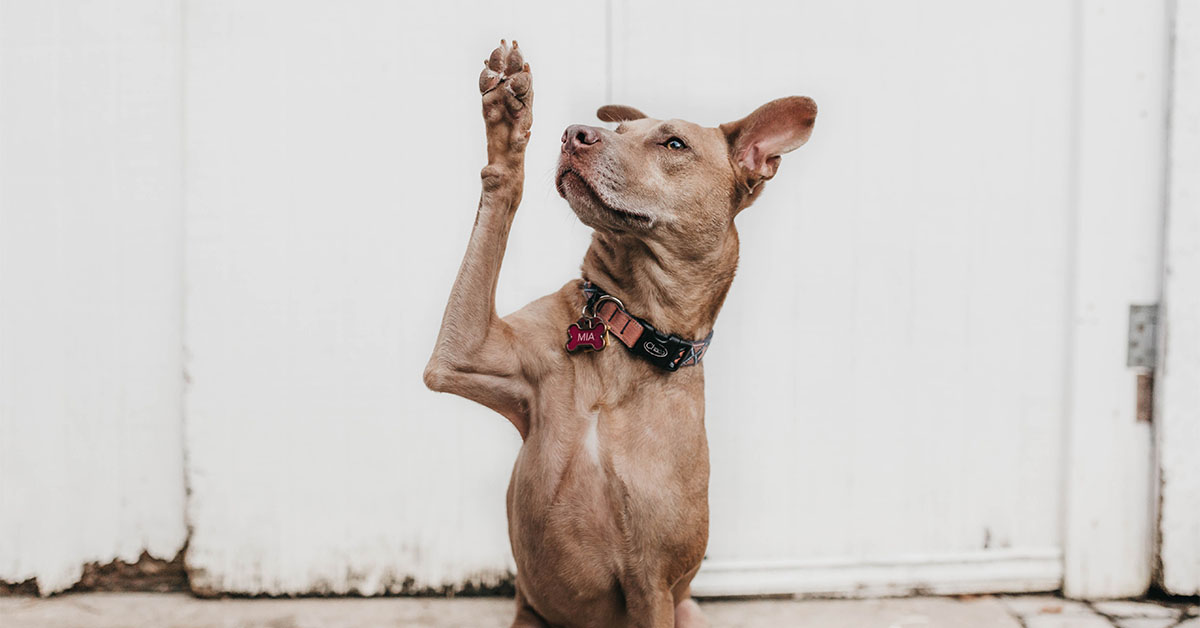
xmin=1000 ymin=596 xmax=1199 ymax=628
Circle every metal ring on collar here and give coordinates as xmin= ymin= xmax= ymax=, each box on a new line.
xmin=583 ymin=294 xmax=625 ymax=318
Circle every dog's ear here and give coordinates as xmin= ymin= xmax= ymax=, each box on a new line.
xmin=720 ymin=96 xmax=816 ymax=190
xmin=597 ymin=105 xmax=648 ymax=123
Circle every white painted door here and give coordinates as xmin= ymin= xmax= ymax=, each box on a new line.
xmin=181 ymin=0 xmax=1169 ymax=598
xmin=0 ymin=0 xmax=187 ymax=594
xmin=609 ymin=1 xmax=1072 ymax=594
xmin=182 ymin=0 xmax=606 ymax=595
xmin=612 ymin=1 xmax=1073 ymax=594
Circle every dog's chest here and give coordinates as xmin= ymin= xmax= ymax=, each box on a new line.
xmin=557 ymin=351 xmax=706 ymax=460
xmin=505 ymin=331 xmax=712 ymax=621
xmin=516 ymin=356 xmax=710 ymax=525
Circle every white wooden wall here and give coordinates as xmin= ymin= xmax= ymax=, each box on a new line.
xmin=0 ymin=0 xmax=1190 ymax=600
xmin=179 ymin=0 xmax=1149 ymax=598
xmin=0 ymin=0 xmax=187 ymax=594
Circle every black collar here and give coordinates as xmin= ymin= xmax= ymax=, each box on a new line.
xmin=582 ymin=282 xmax=713 ymax=371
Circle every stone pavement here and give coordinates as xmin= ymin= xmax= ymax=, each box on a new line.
xmin=0 ymin=593 xmax=1195 ymax=628
xmin=999 ymin=597 xmax=1198 ymax=628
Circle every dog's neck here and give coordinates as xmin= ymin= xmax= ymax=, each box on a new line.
xmin=581 ymin=229 xmax=739 ymax=340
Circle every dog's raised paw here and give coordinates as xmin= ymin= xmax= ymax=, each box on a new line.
xmin=479 ymin=39 xmax=526 ymax=95
xmin=479 ymin=39 xmax=532 ymax=132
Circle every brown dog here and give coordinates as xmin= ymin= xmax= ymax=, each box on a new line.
xmin=425 ymin=41 xmax=816 ymax=627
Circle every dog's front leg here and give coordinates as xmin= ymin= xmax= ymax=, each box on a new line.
xmin=424 ymin=41 xmax=535 ymax=438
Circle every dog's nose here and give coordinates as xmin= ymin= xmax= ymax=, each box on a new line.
xmin=562 ymin=124 xmax=601 ymax=154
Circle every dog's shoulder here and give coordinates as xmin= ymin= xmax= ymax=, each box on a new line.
xmin=501 ymin=281 xmax=584 ymax=377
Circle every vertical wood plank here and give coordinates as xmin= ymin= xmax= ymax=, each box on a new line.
xmin=1063 ymin=0 xmax=1169 ymax=599
xmin=182 ymin=0 xmax=607 ymax=594
xmin=1157 ymin=0 xmax=1200 ymax=597
xmin=0 ymin=0 xmax=186 ymax=594
xmin=610 ymin=0 xmax=1077 ymax=595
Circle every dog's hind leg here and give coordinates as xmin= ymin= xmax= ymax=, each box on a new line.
xmin=425 ymin=40 xmax=536 ymax=437
xmin=671 ymin=577 xmax=709 ymax=628
xmin=510 ymin=586 xmax=550 ymax=628
xmin=674 ymin=597 xmax=708 ymax=628
xmin=511 ymin=604 xmax=550 ymax=627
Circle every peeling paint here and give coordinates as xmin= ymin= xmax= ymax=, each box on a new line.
xmin=1 ymin=556 xmax=516 ymax=599
xmin=0 ymin=578 xmax=39 ymax=596
xmin=0 ymin=551 xmax=187 ymax=597
xmin=186 ymin=567 xmax=516 ymax=599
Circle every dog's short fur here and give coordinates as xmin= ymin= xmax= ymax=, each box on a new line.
xmin=425 ymin=41 xmax=816 ymax=627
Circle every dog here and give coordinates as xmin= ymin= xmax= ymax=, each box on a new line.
xmin=425 ymin=40 xmax=816 ymax=628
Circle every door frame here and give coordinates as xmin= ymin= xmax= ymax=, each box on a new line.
xmin=1155 ymin=0 xmax=1200 ymax=597
xmin=1062 ymin=0 xmax=1171 ymax=600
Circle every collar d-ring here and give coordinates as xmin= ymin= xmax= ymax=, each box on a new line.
xmin=583 ymin=293 xmax=624 ymax=318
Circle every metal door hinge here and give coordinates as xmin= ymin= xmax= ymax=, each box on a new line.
xmin=1127 ymin=304 xmax=1159 ymax=368
xmin=1128 ymin=304 xmax=1159 ymax=423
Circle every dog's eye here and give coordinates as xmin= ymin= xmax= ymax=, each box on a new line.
xmin=663 ymin=137 xmax=688 ymax=150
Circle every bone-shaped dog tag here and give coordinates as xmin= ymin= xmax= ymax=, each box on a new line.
xmin=565 ymin=317 xmax=607 ymax=352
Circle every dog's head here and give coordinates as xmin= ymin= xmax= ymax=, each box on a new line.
xmin=555 ymin=97 xmax=816 ymax=252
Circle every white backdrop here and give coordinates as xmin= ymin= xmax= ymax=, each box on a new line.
xmin=1 ymin=0 xmax=1196 ymax=599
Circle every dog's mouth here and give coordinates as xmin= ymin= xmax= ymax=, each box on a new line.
xmin=556 ymin=169 xmax=653 ymax=226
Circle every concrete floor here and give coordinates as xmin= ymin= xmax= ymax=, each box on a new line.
xmin=0 ymin=593 xmax=1196 ymax=628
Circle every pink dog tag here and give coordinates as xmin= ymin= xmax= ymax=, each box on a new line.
xmin=566 ymin=317 xmax=607 ymax=352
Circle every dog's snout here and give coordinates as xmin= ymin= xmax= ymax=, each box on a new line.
xmin=562 ymin=124 xmax=601 ymax=154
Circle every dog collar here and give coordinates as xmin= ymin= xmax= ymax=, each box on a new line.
xmin=566 ymin=281 xmax=713 ymax=372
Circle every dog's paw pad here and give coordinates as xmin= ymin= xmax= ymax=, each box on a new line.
xmin=478 ymin=40 xmax=531 ymax=106
xmin=479 ymin=40 xmax=532 ymax=150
